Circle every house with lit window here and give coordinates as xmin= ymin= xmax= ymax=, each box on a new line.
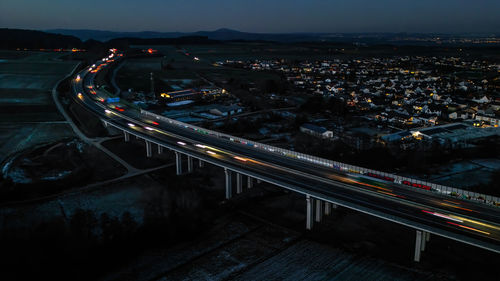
xmin=475 ymin=114 xmax=500 ymax=127
xmin=160 ymin=89 xmax=200 ymax=101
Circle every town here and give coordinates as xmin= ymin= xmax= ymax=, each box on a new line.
xmin=238 ymin=56 xmax=500 ymax=149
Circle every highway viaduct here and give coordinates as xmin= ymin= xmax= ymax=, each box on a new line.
xmin=73 ymin=51 xmax=500 ymax=263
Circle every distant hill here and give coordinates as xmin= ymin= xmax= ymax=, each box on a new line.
xmin=46 ymin=29 xmax=185 ymax=42
xmin=107 ymin=36 xmax=220 ymax=46
xmin=0 ymin=28 xmax=82 ymax=49
xmin=47 ymin=28 xmax=326 ymax=43
xmin=193 ymin=28 xmax=323 ymax=42
xmin=45 ymin=28 xmax=500 ymax=46
xmin=0 ymin=28 xmax=220 ymax=51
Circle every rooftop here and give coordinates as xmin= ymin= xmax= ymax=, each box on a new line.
xmin=301 ymin=123 xmax=329 ymax=134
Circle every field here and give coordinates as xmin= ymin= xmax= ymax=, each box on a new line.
xmin=181 ymin=43 xmax=333 ymax=61
xmin=0 ymin=50 xmax=78 ymax=162
xmin=0 ymin=50 xmax=34 ymax=60
xmin=117 ymin=44 xmax=284 ymax=96
xmin=117 ymin=46 xmax=205 ymax=92
xmin=0 ymin=122 xmax=73 ymax=161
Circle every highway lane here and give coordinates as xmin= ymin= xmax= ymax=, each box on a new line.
xmin=72 ymin=54 xmax=500 ymax=251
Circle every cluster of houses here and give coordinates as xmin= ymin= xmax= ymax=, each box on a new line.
xmin=243 ymin=56 xmax=500 ymax=150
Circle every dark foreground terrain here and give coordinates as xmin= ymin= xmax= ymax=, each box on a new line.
xmin=0 ymin=161 xmax=497 ymax=281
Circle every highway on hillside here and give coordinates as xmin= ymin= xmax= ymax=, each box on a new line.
xmin=72 ymin=53 xmax=500 ymax=253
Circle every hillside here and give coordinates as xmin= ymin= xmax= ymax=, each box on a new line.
xmin=0 ymin=28 xmax=82 ymax=49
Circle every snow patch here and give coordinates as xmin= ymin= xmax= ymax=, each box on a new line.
xmin=5 ymin=167 xmax=32 ymax=184
xmin=42 ymin=170 xmax=71 ymax=181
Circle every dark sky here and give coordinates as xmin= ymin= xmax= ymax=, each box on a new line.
xmin=1 ymin=0 xmax=499 ymax=33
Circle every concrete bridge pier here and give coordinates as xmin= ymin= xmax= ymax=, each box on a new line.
xmin=199 ymin=159 xmax=204 ymax=168
xmin=315 ymin=199 xmax=323 ymax=222
xmin=306 ymin=195 xmax=314 ymax=230
xmin=158 ymin=144 xmax=163 ymax=154
xmin=102 ymin=121 xmax=108 ymax=128
xmin=236 ymin=173 xmax=243 ymax=194
xmin=175 ymin=152 xmax=182 ymax=175
xmin=225 ymin=168 xmax=232 ymax=199
xmin=324 ymin=202 xmax=331 ymax=215
xmin=187 ymin=156 xmax=194 ymax=173
xmin=414 ymin=230 xmax=422 ymax=262
xmin=324 ymin=202 xmax=338 ymax=215
xmin=247 ymin=176 xmax=253 ymax=188
xmin=124 ymin=131 xmax=130 ymax=142
xmin=421 ymin=233 xmax=426 ymax=252
xmin=145 ymin=140 xmax=152 ymax=157
xmin=414 ymin=230 xmax=430 ymax=262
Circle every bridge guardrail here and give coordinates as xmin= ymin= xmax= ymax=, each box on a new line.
xmin=139 ymin=109 xmax=500 ymax=208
